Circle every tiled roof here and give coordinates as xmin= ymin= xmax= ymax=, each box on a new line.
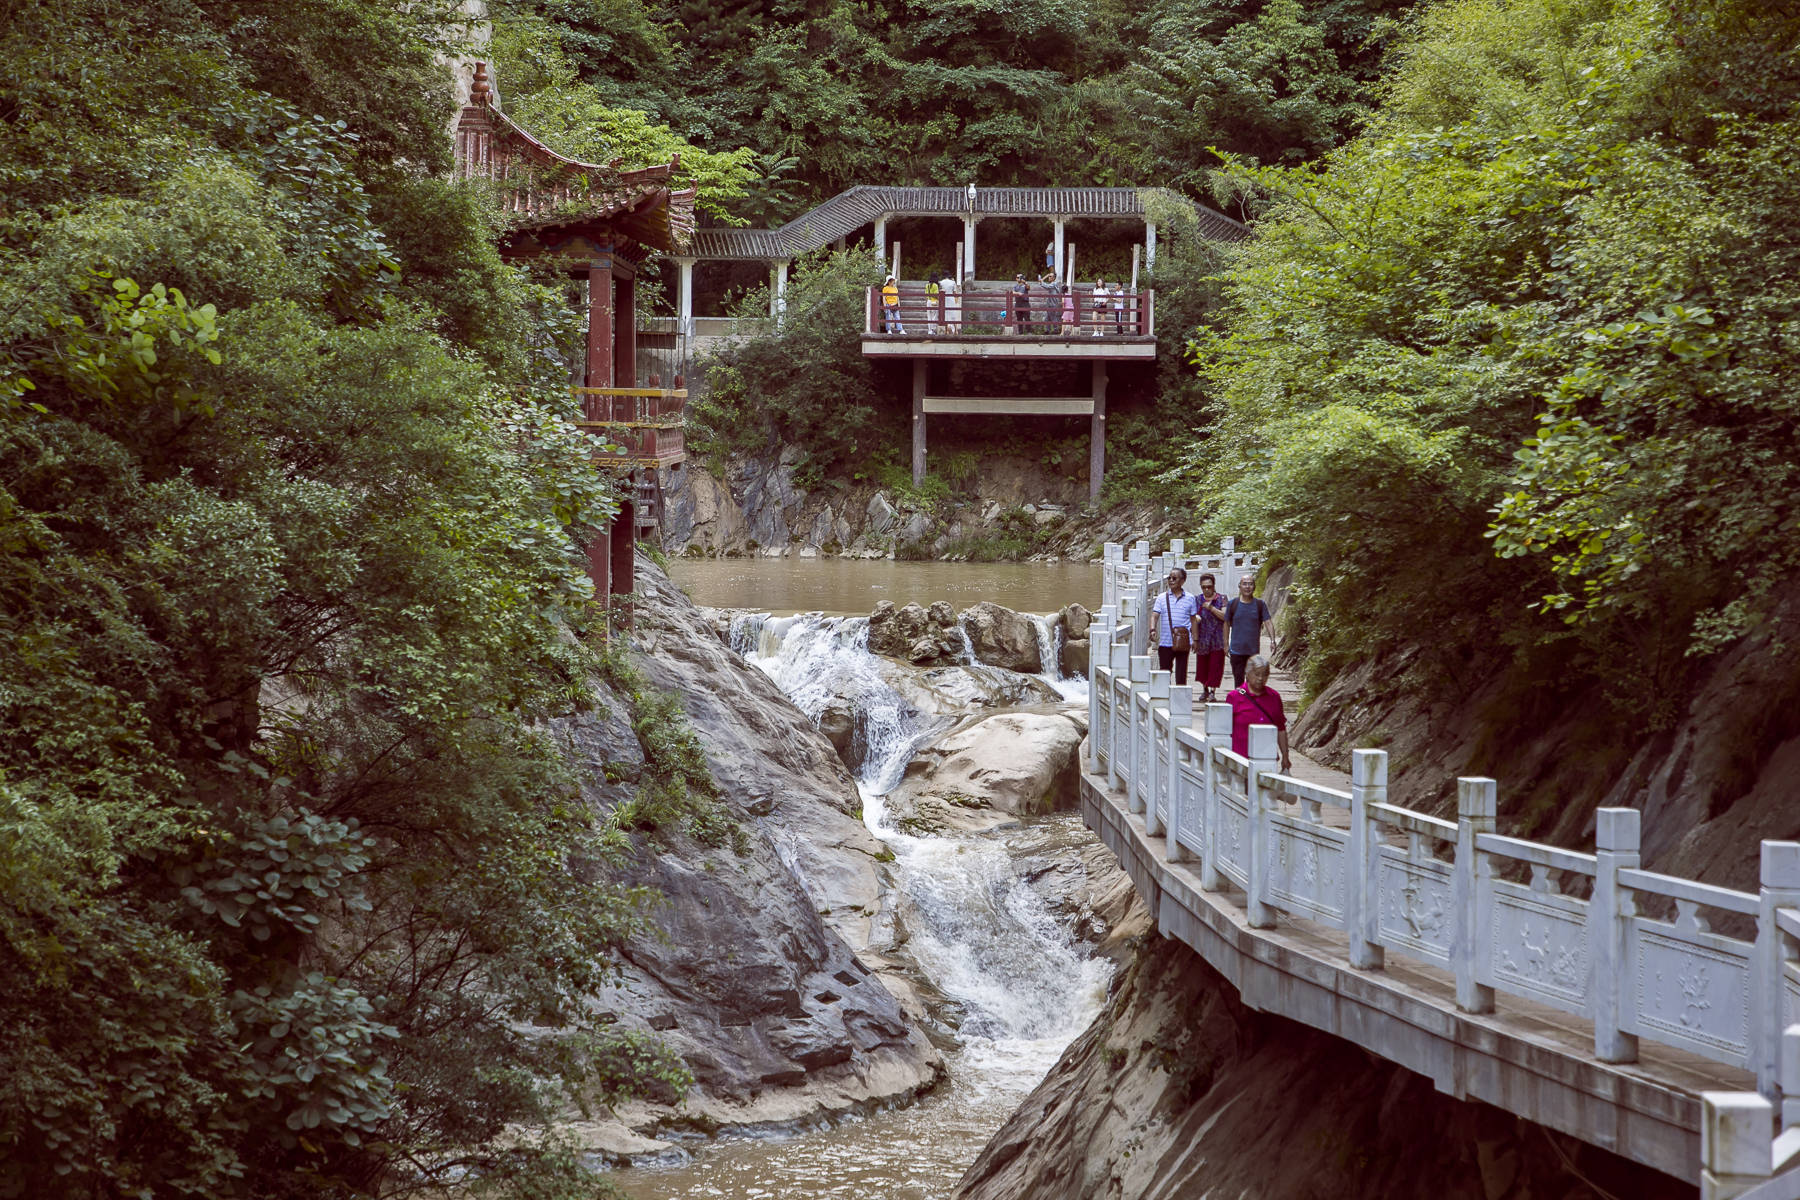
xmin=453 ymin=64 xmax=696 ymax=254
xmin=686 ymin=185 xmax=1248 ymax=260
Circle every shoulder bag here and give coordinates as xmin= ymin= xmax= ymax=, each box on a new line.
xmin=1166 ymin=593 xmax=1190 ymax=654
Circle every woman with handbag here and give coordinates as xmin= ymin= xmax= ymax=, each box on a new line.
xmin=1150 ymin=568 xmax=1200 ymax=686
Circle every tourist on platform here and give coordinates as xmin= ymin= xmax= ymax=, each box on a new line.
xmin=881 ymin=275 xmax=904 ymax=334
xmin=1194 ymin=572 xmax=1228 ymax=702
xmin=1091 ymin=280 xmax=1110 ymax=335
xmin=941 ymin=272 xmax=961 ymax=333
xmin=1036 ymin=273 xmax=1057 ymax=334
xmin=1060 ymin=282 xmax=1078 ymax=335
xmin=1226 ymin=574 xmax=1276 ymax=687
xmin=1228 ymin=655 xmax=1291 ymax=771
xmin=1113 ymin=282 xmax=1129 ymax=333
xmin=926 ymin=276 xmax=942 ymax=334
xmin=1010 ymin=274 xmax=1030 ymax=334
xmin=1150 ymin=568 xmax=1200 ymax=687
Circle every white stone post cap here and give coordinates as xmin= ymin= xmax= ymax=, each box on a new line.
xmin=1170 ymin=538 xmax=1186 ymax=557
xmin=1763 ymin=842 xmax=1800 ymax=889
xmin=1457 ymin=777 xmax=1497 ymax=821
xmin=1701 ymin=1091 xmax=1774 ymax=1177
xmin=1149 ymin=669 xmax=1171 ymax=698
xmin=1169 ymin=686 xmax=1193 ymax=717
xmin=1248 ymin=724 xmax=1279 ymax=762
xmin=1351 ymin=748 xmax=1388 ymax=788
xmin=1129 ymin=654 xmax=1153 ymax=682
xmin=1596 ymin=807 xmax=1641 ymax=853
xmin=1204 ymin=701 xmax=1233 ymax=737
xmin=1111 ymin=643 xmax=1131 ymax=673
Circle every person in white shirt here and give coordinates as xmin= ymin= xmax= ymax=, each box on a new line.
xmin=1149 ymin=568 xmax=1201 ymax=686
xmin=1091 ymin=280 xmax=1110 ymax=336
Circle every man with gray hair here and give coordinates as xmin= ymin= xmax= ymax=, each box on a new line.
xmin=1228 ymin=654 xmax=1291 ymax=772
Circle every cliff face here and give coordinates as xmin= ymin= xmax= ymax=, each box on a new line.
xmin=1291 ymin=586 xmax=1800 ymax=889
xmin=554 ymin=562 xmax=943 ymax=1151
xmin=956 ymin=898 xmax=1689 ymax=1200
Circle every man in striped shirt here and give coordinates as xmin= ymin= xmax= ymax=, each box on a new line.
xmin=1150 ymin=568 xmax=1200 ymax=686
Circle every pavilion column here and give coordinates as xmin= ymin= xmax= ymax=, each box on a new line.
xmin=585 ymin=258 xmax=614 ymax=389
xmin=873 ymin=217 xmax=887 ymax=258
xmin=613 ymin=273 xmax=636 ymax=388
xmin=770 ymin=259 xmax=790 ymax=319
xmin=912 ymin=359 xmax=927 ymax=486
xmin=961 ymin=215 xmax=978 ymax=278
xmin=1090 ymin=359 xmax=1107 ymax=500
xmin=1053 ymin=217 xmax=1067 ymax=281
xmin=1146 ymin=221 xmax=1158 ymax=272
xmin=674 ymin=256 xmax=696 ymax=336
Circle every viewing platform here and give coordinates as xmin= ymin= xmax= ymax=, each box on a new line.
xmin=861 ymin=281 xmax=1155 ymax=363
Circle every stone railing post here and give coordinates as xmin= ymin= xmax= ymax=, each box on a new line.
xmin=1144 ymin=671 xmax=1171 ymax=834
xmin=1454 ymin=777 xmax=1497 ymax=1014
xmin=1590 ymin=806 xmax=1641 ymax=1062
xmin=1348 ymin=748 xmax=1387 ymax=971
xmin=1784 ymin=1025 xmax=1800 ymax=1130
xmin=1087 ymin=618 xmax=1110 ymax=773
xmin=1126 ymin=653 xmax=1151 ymax=814
xmin=1164 ymin=684 xmax=1192 ymax=858
xmin=1754 ymin=841 xmax=1800 ymax=1096
xmin=1199 ymin=702 xmax=1232 ymax=892
xmin=1108 ymin=642 xmax=1130 ymax=793
xmin=1700 ymin=1091 xmax=1773 ymax=1200
xmin=1245 ymin=724 xmax=1280 ymax=929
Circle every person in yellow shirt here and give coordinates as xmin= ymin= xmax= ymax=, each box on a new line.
xmin=881 ymin=275 xmax=904 ymax=334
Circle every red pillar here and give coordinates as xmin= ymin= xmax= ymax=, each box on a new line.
xmin=613 ymin=275 xmax=636 ymax=389
xmin=586 ymin=523 xmax=612 ymax=604
xmin=586 ymin=260 xmax=613 ymax=388
xmin=610 ymin=499 xmax=635 ymax=596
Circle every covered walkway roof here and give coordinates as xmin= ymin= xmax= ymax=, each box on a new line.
xmin=687 ymin=185 xmax=1248 ymax=261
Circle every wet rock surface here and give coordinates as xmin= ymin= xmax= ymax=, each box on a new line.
xmin=882 ymin=711 xmax=1087 ymax=835
xmin=960 ymin=600 xmax=1043 ymax=674
xmin=553 ymin=563 xmax=945 ymax=1143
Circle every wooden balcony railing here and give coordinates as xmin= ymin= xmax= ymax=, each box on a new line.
xmin=573 ymin=386 xmax=686 ymax=469
xmin=867 ymin=281 xmax=1154 ymax=338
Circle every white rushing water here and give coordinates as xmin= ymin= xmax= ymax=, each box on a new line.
xmin=612 ymin=612 xmax=1110 ymax=1197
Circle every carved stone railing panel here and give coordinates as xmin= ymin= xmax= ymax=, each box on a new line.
xmin=1482 ymin=877 xmax=1591 ymax=1015
xmin=1175 ymin=729 xmax=1206 ymax=859
xmin=1628 ymin=918 xmax=1754 ymax=1066
xmin=1266 ymin=813 xmax=1349 ymax=928
xmin=1376 ymin=847 xmax=1455 ymax=966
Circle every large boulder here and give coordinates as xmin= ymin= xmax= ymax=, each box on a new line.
xmin=961 ymin=600 xmax=1043 ymax=674
xmin=1059 ymin=602 xmax=1092 ymax=640
xmin=1061 ymin=637 xmax=1090 ymax=679
xmin=868 ymin=600 xmax=962 ymax=666
xmin=882 ymin=711 xmax=1085 ymax=834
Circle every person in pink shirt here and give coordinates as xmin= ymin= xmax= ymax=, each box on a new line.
xmin=1228 ymin=655 xmax=1291 ymax=771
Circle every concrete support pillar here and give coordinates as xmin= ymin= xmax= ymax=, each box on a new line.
xmin=1454 ymin=777 xmax=1498 ymax=1014
xmin=1090 ymin=360 xmax=1108 ymax=501
xmin=1755 ymin=841 xmax=1800 ymax=1096
xmin=1700 ymin=1091 xmax=1773 ymax=1200
xmin=1165 ymin=685 xmax=1193 ymax=859
xmin=1591 ymin=807 xmax=1641 ymax=1062
xmin=1053 ymin=217 xmax=1067 ymax=282
xmin=911 ymin=359 xmax=927 ymax=487
xmin=613 ymin=274 xmax=636 ymax=388
xmin=1199 ymin=702 xmax=1232 ymax=892
xmin=1245 ymin=724 xmax=1280 ymax=929
xmin=585 ymin=259 xmax=614 ymax=388
xmin=961 ymin=215 xmax=977 ymax=279
xmin=1146 ymin=221 xmax=1157 ymax=272
xmin=1347 ymin=749 xmax=1388 ymax=970
xmin=873 ymin=216 xmax=887 ymax=257
xmin=674 ymin=256 xmax=696 ymax=336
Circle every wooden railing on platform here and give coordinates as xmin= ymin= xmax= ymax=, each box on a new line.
xmin=867 ymin=281 xmax=1154 ymax=338
xmin=572 ymin=386 xmax=686 ymax=469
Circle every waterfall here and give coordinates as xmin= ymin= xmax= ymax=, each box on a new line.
xmin=1030 ymin=614 xmax=1088 ymax=703
xmin=739 ymin=612 xmax=1110 ymax=1093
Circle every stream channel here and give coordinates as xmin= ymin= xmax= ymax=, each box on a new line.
xmin=616 ymin=563 xmax=1113 ymax=1199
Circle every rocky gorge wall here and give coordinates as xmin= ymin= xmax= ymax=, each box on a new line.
xmin=659 ymin=450 xmax=1182 ymax=560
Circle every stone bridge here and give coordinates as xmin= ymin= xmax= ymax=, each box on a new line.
xmin=1083 ymin=540 xmax=1800 ymax=1198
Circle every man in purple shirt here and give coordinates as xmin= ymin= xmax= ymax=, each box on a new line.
xmin=1228 ymin=654 xmax=1291 ymax=771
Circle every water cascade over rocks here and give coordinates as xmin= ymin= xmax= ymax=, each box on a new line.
xmin=619 ymin=602 xmax=1117 ymax=1198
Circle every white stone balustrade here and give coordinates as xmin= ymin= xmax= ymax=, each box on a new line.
xmin=1088 ymin=618 xmax=1800 ymax=1125
xmin=1099 ymin=539 xmax=1261 ymax=651
xmin=1701 ymin=1027 xmax=1800 ymax=1199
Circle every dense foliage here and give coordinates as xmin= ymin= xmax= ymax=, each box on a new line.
xmin=0 ymin=1 xmax=695 ymax=1195
xmin=489 ymin=0 xmax=1412 ymax=209
xmin=1191 ymin=0 xmax=1800 ymax=736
